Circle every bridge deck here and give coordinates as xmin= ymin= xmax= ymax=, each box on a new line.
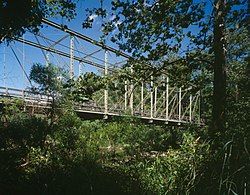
xmin=0 ymin=86 xmax=201 ymax=125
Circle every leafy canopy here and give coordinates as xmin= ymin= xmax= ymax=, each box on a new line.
xmin=83 ymin=0 xmax=247 ymax=82
xmin=0 ymin=0 xmax=77 ymax=43
xmin=29 ymin=63 xmax=64 ymax=95
xmin=64 ymin=72 xmax=104 ymax=102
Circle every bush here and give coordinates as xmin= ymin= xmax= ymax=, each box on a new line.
xmin=76 ymin=119 xmax=210 ymax=194
xmin=0 ymin=113 xmax=49 ymax=193
xmin=0 ymin=107 xmax=215 ymax=194
xmin=121 ymin=133 xmax=209 ymax=194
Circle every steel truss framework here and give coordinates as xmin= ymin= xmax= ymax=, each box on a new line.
xmin=0 ymin=19 xmax=201 ymax=125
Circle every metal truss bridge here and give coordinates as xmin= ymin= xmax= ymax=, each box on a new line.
xmin=0 ymin=19 xmax=201 ymax=125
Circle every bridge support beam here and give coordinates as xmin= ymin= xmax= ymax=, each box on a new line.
xmin=79 ymin=63 xmax=82 ymax=76
xmin=150 ymin=76 xmax=154 ymax=119
xmin=141 ymin=81 xmax=144 ymax=114
xmin=125 ymin=80 xmax=128 ymax=110
xmin=179 ymin=87 xmax=182 ymax=122
xmin=189 ymin=94 xmax=192 ymax=122
xmin=198 ymin=91 xmax=201 ymax=124
xmin=104 ymin=50 xmax=108 ymax=116
xmin=70 ymin=35 xmax=74 ymax=79
xmin=165 ymin=76 xmax=169 ymax=122
xmin=22 ymin=35 xmax=26 ymax=88
xmin=3 ymin=46 xmax=6 ymax=88
xmin=154 ymin=86 xmax=157 ymax=117
xmin=130 ymin=65 xmax=134 ymax=115
xmin=46 ymin=53 xmax=50 ymax=66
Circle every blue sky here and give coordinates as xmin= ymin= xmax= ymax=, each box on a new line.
xmin=0 ymin=0 xmax=127 ymax=89
xmin=1 ymin=0 xmax=245 ymax=90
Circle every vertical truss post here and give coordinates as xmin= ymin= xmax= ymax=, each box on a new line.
xmin=150 ymin=76 xmax=154 ymax=119
xmin=198 ymin=90 xmax=201 ymax=124
xmin=130 ymin=65 xmax=134 ymax=115
xmin=46 ymin=53 xmax=50 ymax=67
xmin=154 ymin=86 xmax=157 ymax=117
xmin=166 ymin=76 xmax=169 ymax=121
xmin=23 ymin=89 xmax=26 ymax=112
xmin=179 ymin=87 xmax=182 ymax=122
xmin=79 ymin=63 xmax=82 ymax=76
xmin=5 ymin=87 xmax=8 ymax=95
xmin=189 ymin=93 xmax=192 ymax=122
xmin=104 ymin=50 xmax=108 ymax=115
xmin=22 ymin=35 xmax=25 ymax=88
xmin=22 ymin=90 xmax=25 ymax=100
xmin=125 ymin=80 xmax=128 ymax=110
xmin=192 ymin=94 xmax=199 ymax=123
xmin=70 ymin=35 xmax=74 ymax=79
xmin=141 ymin=81 xmax=144 ymax=114
xmin=3 ymin=46 xmax=6 ymax=88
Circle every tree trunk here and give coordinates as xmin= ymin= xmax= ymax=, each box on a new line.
xmin=210 ymin=0 xmax=227 ymax=140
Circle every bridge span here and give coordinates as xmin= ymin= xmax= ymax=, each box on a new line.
xmin=1 ymin=19 xmax=202 ymax=125
xmin=0 ymin=86 xmax=201 ymax=125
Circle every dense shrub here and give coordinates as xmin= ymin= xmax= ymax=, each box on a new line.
xmin=0 ymin=107 xmax=211 ymax=194
xmin=1 ymin=97 xmax=247 ymax=194
xmin=73 ymin=119 xmax=210 ymax=194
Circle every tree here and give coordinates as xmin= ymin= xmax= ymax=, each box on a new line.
xmin=83 ymin=0 xmax=248 ymax=141
xmin=210 ymin=0 xmax=227 ymax=137
xmin=29 ymin=63 xmax=66 ymax=121
xmin=64 ymin=72 xmax=104 ymax=102
xmin=29 ymin=63 xmax=64 ymax=96
xmin=207 ymin=0 xmax=248 ymax=139
xmin=0 ymin=0 xmax=77 ymax=43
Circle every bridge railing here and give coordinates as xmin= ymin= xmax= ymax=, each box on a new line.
xmin=0 ymin=85 xmax=201 ymax=124
xmin=0 ymin=86 xmax=53 ymax=106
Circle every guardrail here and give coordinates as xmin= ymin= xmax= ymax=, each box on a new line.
xmin=0 ymin=86 xmax=201 ymax=125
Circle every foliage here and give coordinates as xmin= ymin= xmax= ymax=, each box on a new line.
xmin=0 ymin=98 xmax=210 ymax=194
xmin=1 ymin=90 xmax=248 ymax=194
xmin=192 ymin=28 xmax=249 ymax=194
xmin=62 ymin=118 xmax=210 ymax=194
xmin=0 ymin=98 xmax=25 ymax=122
xmin=83 ymin=0 xmax=248 ymax=138
xmin=0 ymin=0 xmax=77 ymax=43
xmin=1 ymin=51 xmax=248 ymax=194
xmin=0 ymin=1 xmax=249 ymax=194
xmin=0 ymin=112 xmax=49 ymax=192
xmin=29 ymin=63 xmax=65 ymax=96
xmin=133 ymin=133 xmax=209 ymax=194
xmin=64 ymin=72 xmax=104 ymax=102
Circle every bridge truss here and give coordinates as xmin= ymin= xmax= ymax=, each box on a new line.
xmin=0 ymin=19 xmax=201 ymax=125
